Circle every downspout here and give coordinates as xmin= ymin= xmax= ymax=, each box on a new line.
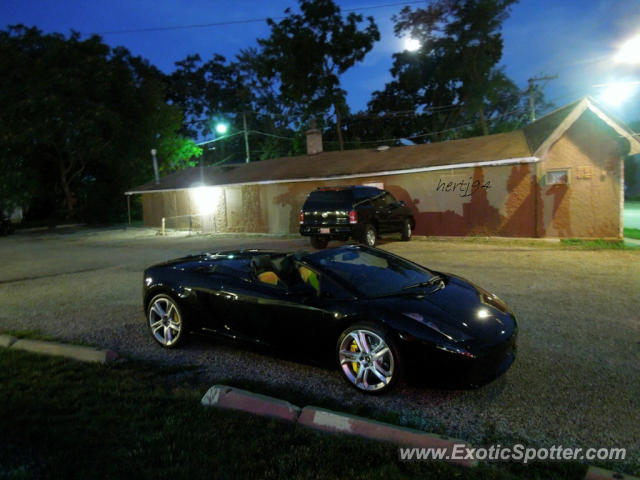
xmin=533 ymin=155 xmax=541 ymax=238
xmin=619 ymin=154 xmax=625 ymax=240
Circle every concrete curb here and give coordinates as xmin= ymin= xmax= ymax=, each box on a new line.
xmin=198 ymin=386 xmax=474 ymax=468
xmin=585 ymin=466 xmax=639 ymax=480
xmin=0 ymin=334 xmax=17 ymax=347
xmin=10 ymin=338 xmax=118 ymax=364
xmin=201 ymin=385 xmax=301 ymax=423
xmin=298 ymin=406 xmax=476 ymax=468
xmin=199 ymin=387 xmax=640 ymax=475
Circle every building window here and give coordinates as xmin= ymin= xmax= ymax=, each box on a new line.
xmin=546 ymin=169 xmax=569 ymax=185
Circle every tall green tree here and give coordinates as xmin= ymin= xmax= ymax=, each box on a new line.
xmin=0 ymin=26 xmax=199 ymax=222
xmin=255 ymin=0 xmax=379 ymax=150
xmin=369 ymin=0 xmax=519 ymax=140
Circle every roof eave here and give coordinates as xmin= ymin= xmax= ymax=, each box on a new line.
xmin=533 ymin=97 xmax=640 ymax=156
xmin=124 ymin=155 xmax=539 ymax=195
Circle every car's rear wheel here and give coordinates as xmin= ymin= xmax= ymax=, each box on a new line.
xmin=400 ymin=218 xmax=412 ymax=241
xmin=362 ymin=224 xmax=377 ymax=247
xmin=147 ymin=294 xmax=186 ymax=348
xmin=310 ymin=236 xmax=329 ymax=249
xmin=336 ymin=323 xmax=402 ymax=394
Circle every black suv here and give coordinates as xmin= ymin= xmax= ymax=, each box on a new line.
xmin=299 ymin=185 xmax=415 ymax=249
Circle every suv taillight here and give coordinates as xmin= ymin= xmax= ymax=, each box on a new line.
xmin=299 ymin=211 xmax=304 ymax=224
xmin=349 ymin=210 xmax=357 ymax=224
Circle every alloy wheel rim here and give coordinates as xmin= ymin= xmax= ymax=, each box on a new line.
xmin=149 ymin=297 xmax=181 ymax=346
xmin=366 ymin=228 xmax=376 ymax=246
xmin=338 ymin=329 xmax=394 ymax=391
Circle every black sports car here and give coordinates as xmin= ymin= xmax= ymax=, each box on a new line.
xmin=143 ymin=245 xmax=517 ymax=393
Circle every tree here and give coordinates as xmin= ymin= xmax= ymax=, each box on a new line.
xmin=0 ymin=26 xmax=197 ymax=222
xmin=167 ymin=53 xmax=245 ymax=138
xmin=369 ymin=0 xmax=519 ymax=140
xmin=255 ymin=0 xmax=380 ymax=150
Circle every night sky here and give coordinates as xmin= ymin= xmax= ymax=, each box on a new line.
xmin=2 ymin=0 xmax=639 ymax=122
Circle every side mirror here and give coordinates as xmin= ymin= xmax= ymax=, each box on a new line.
xmin=287 ymin=282 xmax=317 ymax=297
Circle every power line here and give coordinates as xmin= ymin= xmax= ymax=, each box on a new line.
xmin=97 ymin=1 xmax=426 ymax=35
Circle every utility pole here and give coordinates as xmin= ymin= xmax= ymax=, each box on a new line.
xmin=527 ymin=75 xmax=558 ymax=122
xmin=243 ymin=112 xmax=250 ymax=163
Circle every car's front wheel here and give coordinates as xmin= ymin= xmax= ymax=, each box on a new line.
xmin=336 ymin=323 xmax=402 ymax=394
xmin=310 ymin=236 xmax=329 ymax=249
xmin=147 ymin=294 xmax=186 ymax=348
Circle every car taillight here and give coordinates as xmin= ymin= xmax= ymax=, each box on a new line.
xmin=349 ymin=210 xmax=357 ymax=224
xmin=299 ymin=211 xmax=304 ymax=224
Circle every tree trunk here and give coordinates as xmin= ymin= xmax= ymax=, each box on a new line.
xmin=334 ymin=103 xmax=344 ymax=151
xmin=478 ymin=106 xmax=489 ymax=136
xmin=57 ymin=155 xmax=79 ymax=219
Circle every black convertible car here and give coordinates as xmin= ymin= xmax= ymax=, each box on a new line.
xmin=143 ymin=245 xmax=517 ymax=393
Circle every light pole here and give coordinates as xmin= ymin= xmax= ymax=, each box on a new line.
xmin=150 ymin=148 xmax=159 ymax=184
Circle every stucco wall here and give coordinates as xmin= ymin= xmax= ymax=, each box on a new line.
xmin=536 ymin=111 xmax=623 ymax=238
xmin=140 ymin=163 xmax=537 ymax=237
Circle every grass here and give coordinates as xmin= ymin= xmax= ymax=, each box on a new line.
xmin=624 ymin=227 xmax=640 ymax=239
xmin=0 ymin=329 xmax=60 ymax=342
xmin=560 ymin=238 xmax=626 ymax=249
xmin=0 ymin=329 xmax=94 ymax=347
xmin=0 ymin=348 xmax=592 ymax=480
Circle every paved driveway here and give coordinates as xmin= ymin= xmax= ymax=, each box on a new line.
xmin=1 ymin=227 xmax=639 ymax=464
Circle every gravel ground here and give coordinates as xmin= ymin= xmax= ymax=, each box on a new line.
xmin=1 ymin=226 xmax=639 ymax=465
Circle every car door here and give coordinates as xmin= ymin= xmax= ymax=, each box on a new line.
xmin=210 ymin=278 xmax=294 ymax=345
xmin=193 ymin=264 xmax=269 ymax=342
xmin=372 ymin=194 xmax=392 ymax=233
xmin=247 ymin=262 xmax=358 ymax=355
xmin=381 ymin=191 xmax=405 ymax=232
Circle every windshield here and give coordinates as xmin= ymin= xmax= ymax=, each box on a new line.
xmin=304 ymin=190 xmax=353 ymax=209
xmin=307 ymin=247 xmax=438 ymax=297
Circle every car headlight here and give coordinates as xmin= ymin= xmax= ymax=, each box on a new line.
xmin=402 ymin=312 xmax=471 ymax=343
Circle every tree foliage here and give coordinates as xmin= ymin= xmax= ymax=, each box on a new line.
xmin=366 ymin=0 xmax=527 ymax=142
xmin=0 ymin=26 xmax=199 ymax=222
xmin=254 ymin=0 xmax=379 ymax=150
xmin=1 ymin=2 xmax=565 ymax=223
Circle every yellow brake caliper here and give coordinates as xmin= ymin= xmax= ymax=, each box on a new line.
xmin=350 ymin=340 xmax=359 ymax=373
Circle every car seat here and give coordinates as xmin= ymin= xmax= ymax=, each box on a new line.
xmin=298 ymin=265 xmax=320 ymax=293
xmin=250 ymin=254 xmax=281 ymax=286
xmin=273 ymin=254 xmax=304 ymax=287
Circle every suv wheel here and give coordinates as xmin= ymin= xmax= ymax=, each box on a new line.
xmin=400 ymin=218 xmax=412 ymax=241
xmin=362 ymin=224 xmax=377 ymax=247
xmin=310 ymin=236 xmax=329 ymax=249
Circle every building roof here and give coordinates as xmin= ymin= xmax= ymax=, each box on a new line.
xmin=524 ymin=96 xmax=640 ymax=156
xmin=126 ymin=97 xmax=640 ymax=194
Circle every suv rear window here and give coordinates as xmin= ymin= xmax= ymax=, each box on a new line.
xmin=304 ymin=190 xmax=354 ymax=209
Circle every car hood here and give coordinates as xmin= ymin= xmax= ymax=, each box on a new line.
xmin=372 ymin=274 xmax=515 ymax=345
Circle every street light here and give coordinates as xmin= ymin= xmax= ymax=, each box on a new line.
xmin=593 ymin=81 xmax=640 ymax=106
xmin=615 ymin=34 xmax=640 ymax=64
xmin=215 ymin=122 xmax=228 ymax=135
xmin=199 ymin=114 xmax=250 ymax=164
